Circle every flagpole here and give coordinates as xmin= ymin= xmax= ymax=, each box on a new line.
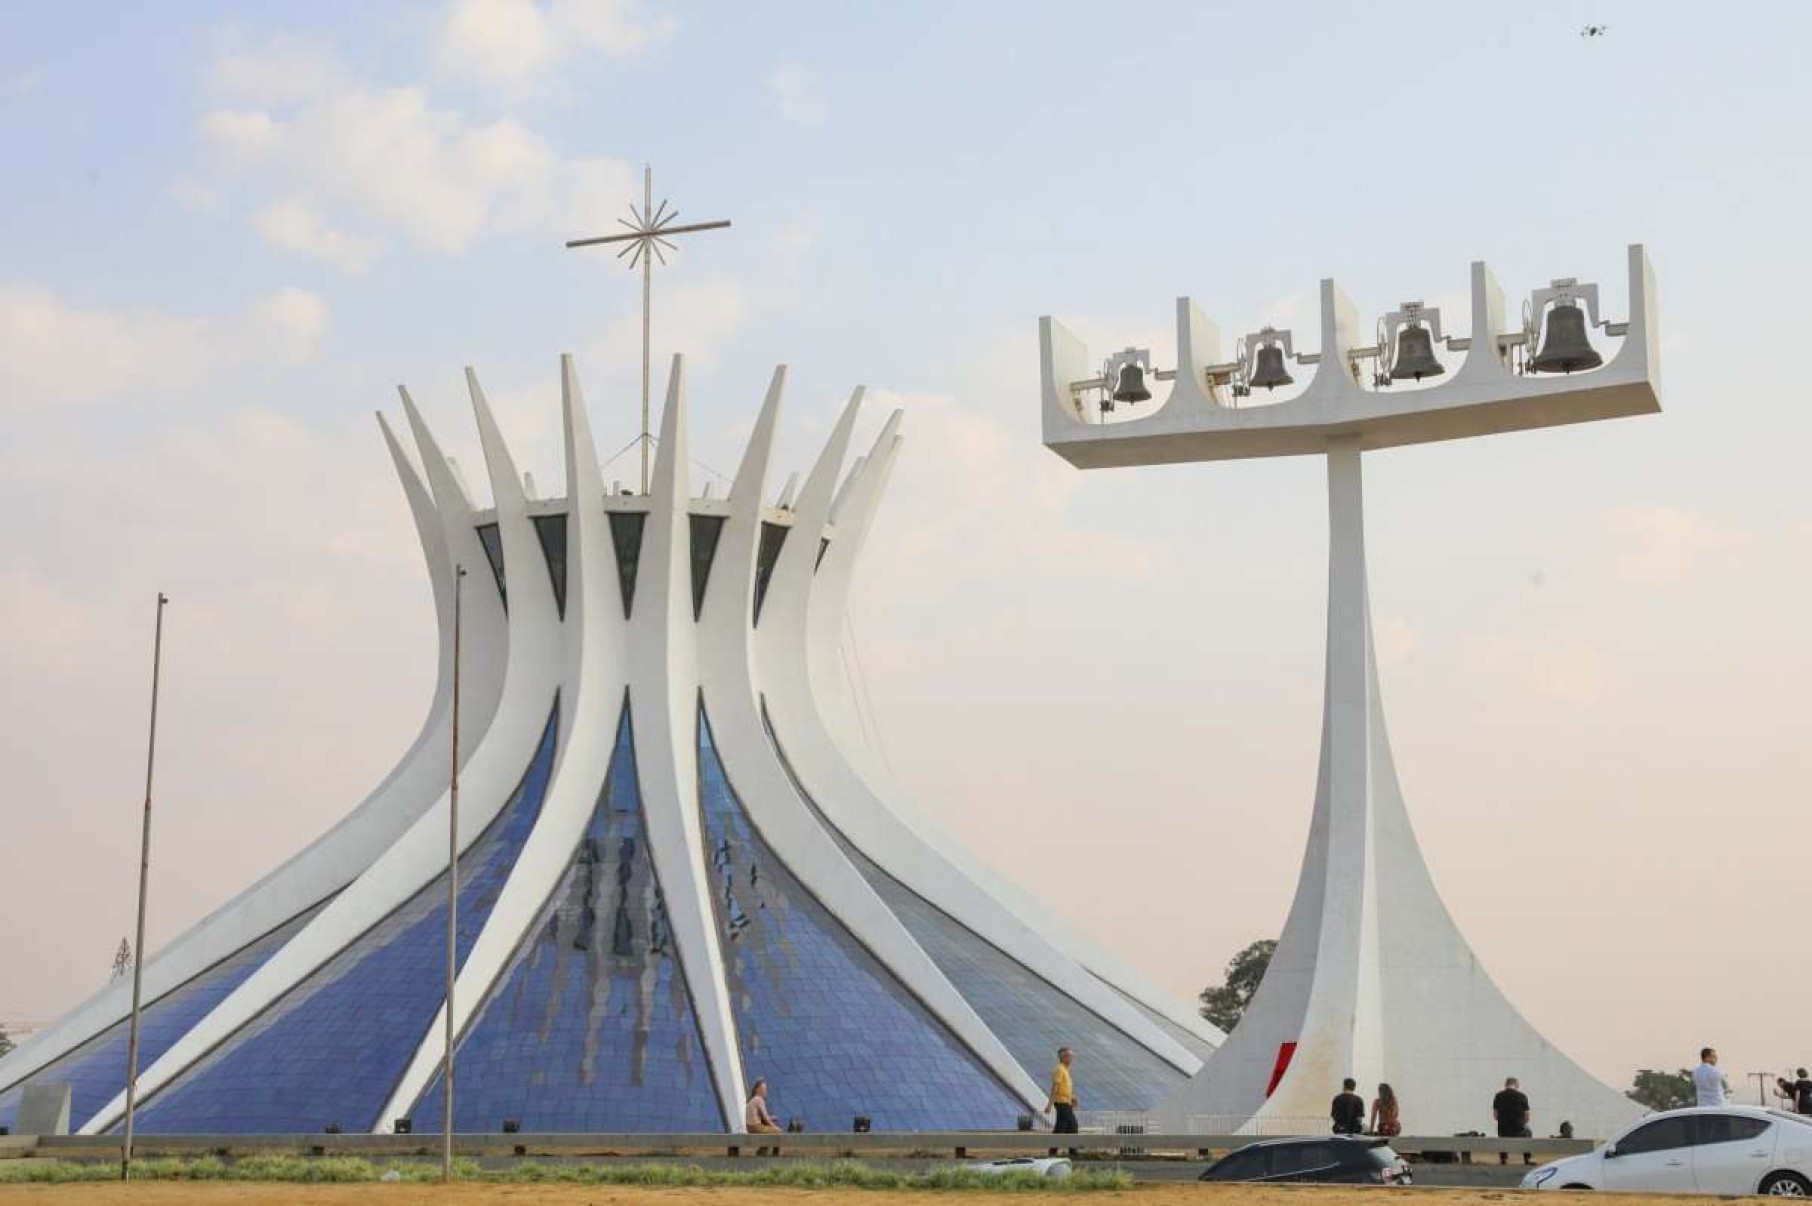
xmin=442 ymin=565 xmax=465 ymax=1184
xmin=121 ymin=591 xmax=168 ymax=1180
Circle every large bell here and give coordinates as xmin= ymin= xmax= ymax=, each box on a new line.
xmin=1530 ymin=301 xmax=1603 ymax=374
xmin=1111 ymin=361 xmax=1151 ymax=404
xmin=1388 ymin=323 xmax=1445 ymax=382
xmin=1249 ymin=344 xmax=1294 ymax=391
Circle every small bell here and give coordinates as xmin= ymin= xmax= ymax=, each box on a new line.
xmin=1111 ymin=362 xmax=1151 ymax=405
xmin=1249 ymin=344 xmax=1294 ymax=391
xmin=1388 ymin=323 xmax=1445 ymax=382
xmin=1530 ymin=301 xmax=1603 ymax=374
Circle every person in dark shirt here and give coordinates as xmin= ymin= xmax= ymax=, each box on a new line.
xmin=1492 ymin=1077 xmax=1532 ymax=1165
xmin=1331 ymin=1077 xmax=1366 ymax=1135
xmin=1793 ymin=1068 xmax=1812 ymax=1115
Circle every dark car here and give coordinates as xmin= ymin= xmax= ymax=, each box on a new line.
xmin=1199 ymin=1136 xmax=1412 ymax=1185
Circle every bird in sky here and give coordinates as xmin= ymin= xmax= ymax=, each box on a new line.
xmin=1581 ymin=24 xmax=1608 ymax=37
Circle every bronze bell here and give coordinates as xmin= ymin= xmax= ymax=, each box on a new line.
xmin=1111 ymin=362 xmax=1151 ymax=405
xmin=1249 ymin=344 xmax=1294 ymax=391
xmin=1530 ymin=301 xmax=1603 ymax=373
xmin=1388 ymin=323 xmax=1445 ymax=382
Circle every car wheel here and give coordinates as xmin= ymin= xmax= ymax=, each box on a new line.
xmin=1760 ymin=1172 xmax=1812 ymax=1197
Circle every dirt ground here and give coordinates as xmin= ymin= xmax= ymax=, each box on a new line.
xmin=0 ymin=1185 xmax=1737 ymax=1205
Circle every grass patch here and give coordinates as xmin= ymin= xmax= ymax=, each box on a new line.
xmin=0 ymin=1155 xmax=1131 ymax=1191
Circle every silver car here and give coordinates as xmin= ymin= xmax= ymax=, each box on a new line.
xmin=1524 ymin=1106 xmax=1812 ymax=1195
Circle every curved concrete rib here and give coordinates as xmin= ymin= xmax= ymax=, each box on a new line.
xmin=700 ymin=390 xmax=1044 ymax=1112
xmin=759 ymin=428 xmax=1203 ymax=1075
xmin=627 ymin=356 xmax=748 ymax=1130
xmin=82 ymin=381 xmax=564 ymax=1134
xmin=811 ymin=426 xmax=1219 ymax=1054
xmin=0 ymin=403 xmax=502 ymax=1108
xmin=377 ymin=354 xmax=629 ymax=1131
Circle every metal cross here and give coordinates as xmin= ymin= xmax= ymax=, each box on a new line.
xmin=566 ymin=165 xmax=731 ymax=493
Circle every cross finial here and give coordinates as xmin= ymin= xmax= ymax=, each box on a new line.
xmin=567 ymin=165 xmax=732 ymax=493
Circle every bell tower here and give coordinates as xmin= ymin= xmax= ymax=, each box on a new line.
xmin=1039 ymin=245 xmax=1660 ymax=1137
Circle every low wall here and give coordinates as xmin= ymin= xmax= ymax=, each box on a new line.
xmin=20 ymin=1130 xmax=1596 ymax=1163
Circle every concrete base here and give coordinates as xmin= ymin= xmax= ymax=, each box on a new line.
xmin=16 ymin=1084 xmax=70 ymax=1137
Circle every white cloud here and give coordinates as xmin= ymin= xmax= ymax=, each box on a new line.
xmin=194 ymin=38 xmax=639 ymax=266
xmin=1376 ymin=616 xmax=1416 ymax=667
xmin=601 ymin=279 xmax=745 ymax=363
xmin=169 ymin=176 xmax=227 ymax=216
xmin=0 ymin=570 xmax=93 ymax=672
xmin=1471 ymin=637 xmax=1609 ymax=706
xmin=200 ymin=109 xmax=275 ymax=158
xmin=0 ymin=284 xmax=330 ymax=413
xmin=5 ymin=70 xmax=42 ymax=98
xmin=210 ymin=34 xmax=344 ymax=106
xmin=251 ymin=197 xmax=383 ymax=274
xmin=247 ymin=287 xmax=333 ymax=365
xmin=1602 ymin=506 xmax=1739 ymax=585
xmin=434 ymin=0 xmax=675 ymax=87
xmin=767 ymin=65 xmax=826 ymax=124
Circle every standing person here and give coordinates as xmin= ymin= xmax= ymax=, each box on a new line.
xmin=745 ymin=1077 xmax=782 ymax=1156
xmin=1044 ymin=1047 xmax=1079 ymax=1156
xmin=1492 ymin=1077 xmax=1532 ymax=1166
xmin=1693 ymin=1047 xmax=1731 ymax=1108
xmin=1331 ymin=1078 xmax=1366 ymax=1135
xmin=1369 ymin=1083 xmax=1401 ymax=1137
xmin=1794 ymin=1068 xmax=1812 ymax=1115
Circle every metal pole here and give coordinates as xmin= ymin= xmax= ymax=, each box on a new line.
xmin=122 ymin=591 xmax=168 ymax=1181
xmin=442 ymin=565 xmax=465 ymax=1183
xmin=640 ymin=164 xmax=652 ymax=495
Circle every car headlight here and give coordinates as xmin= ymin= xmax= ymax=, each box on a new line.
xmin=1523 ymin=1167 xmax=1558 ymax=1188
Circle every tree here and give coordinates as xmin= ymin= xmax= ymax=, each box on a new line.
xmin=1628 ymin=1068 xmax=1695 ymax=1111
xmin=0 ymin=1023 xmax=13 ymax=1060
xmin=111 ymin=938 xmax=133 ymax=982
xmin=1199 ymin=939 xmax=1277 ymax=1032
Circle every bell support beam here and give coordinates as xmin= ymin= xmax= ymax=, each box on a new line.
xmin=1042 ymin=245 xmax=1658 ymax=468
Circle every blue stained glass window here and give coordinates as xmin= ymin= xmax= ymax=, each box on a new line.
xmin=828 ymin=849 xmax=1188 ymax=1113
xmin=129 ymin=702 xmax=560 ymax=1134
xmin=759 ymin=705 xmax=1189 ymax=1113
xmin=475 ymin=522 xmax=508 ymax=609
xmin=0 ymin=905 xmax=324 ymax=1134
xmin=532 ymin=513 xmax=568 ymax=619
xmin=696 ymin=706 xmax=1024 ymax=1132
xmin=1101 ymin=978 xmax=1220 ymax=1064
xmin=410 ymin=699 xmax=723 ymax=1133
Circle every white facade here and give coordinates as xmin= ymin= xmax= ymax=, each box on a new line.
xmin=0 ymin=355 xmax=1215 ymax=1138
xmin=1040 ymin=246 xmax=1661 ymax=1138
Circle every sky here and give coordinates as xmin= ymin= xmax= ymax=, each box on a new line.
xmin=2 ymin=0 xmax=1809 ymax=1097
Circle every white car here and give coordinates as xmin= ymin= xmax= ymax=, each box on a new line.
xmin=1523 ymin=1106 xmax=1812 ymax=1196
xmin=967 ymin=1157 xmax=1072 ymax=1179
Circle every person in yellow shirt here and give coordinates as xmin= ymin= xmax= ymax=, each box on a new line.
xmin=1044 ymin=1046 xmax=1079 ymax=1135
